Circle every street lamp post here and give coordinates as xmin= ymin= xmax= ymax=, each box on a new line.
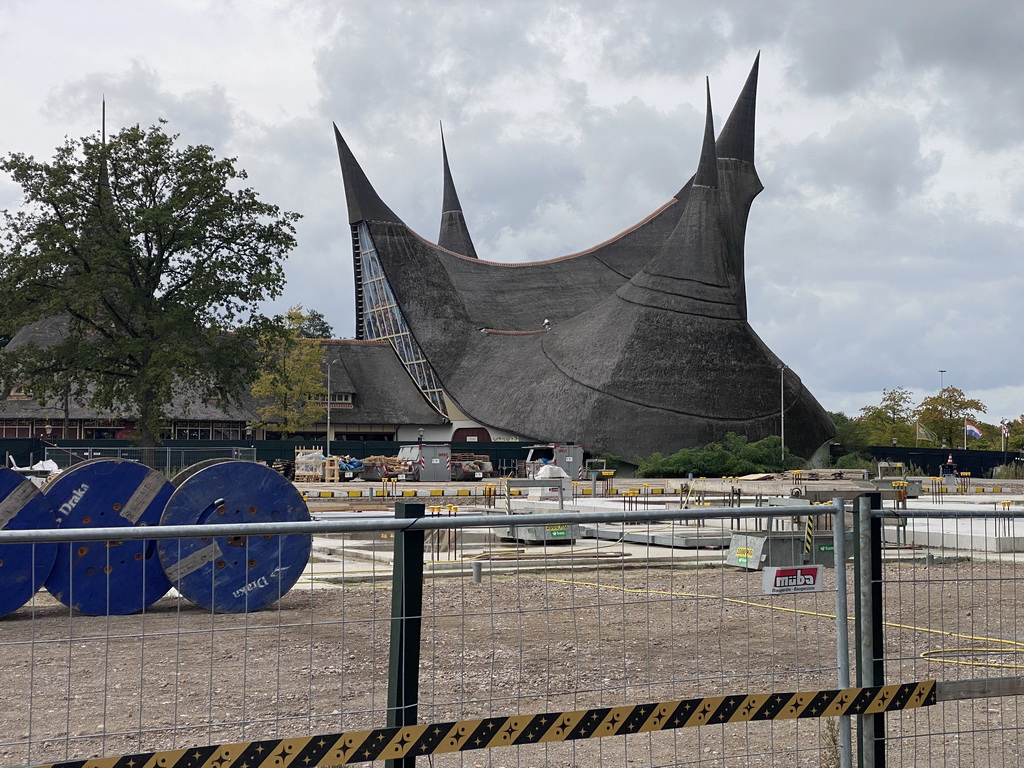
xmin=780 ymin=364 xmax=788 ymax=463
xmin=326 ymin=362 xmax=333 ymax=459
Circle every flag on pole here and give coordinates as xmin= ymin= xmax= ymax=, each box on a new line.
xmin=915 ymin=421 xmax=938 ymax=442
xmin=1001 ymin=419 xmax=1011 ymax=438
xmin=965 ymin=422 xmax=982 ymax=439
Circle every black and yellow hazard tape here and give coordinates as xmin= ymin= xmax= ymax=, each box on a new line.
xmin=35 ymin=681 xmax=935 ymax=768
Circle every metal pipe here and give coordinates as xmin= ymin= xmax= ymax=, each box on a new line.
xmin=780 ymin=364 xmax=787 ymax=461
xmin=857 ymin=495 xmax=876 ymax=767
xmin=832 ymin=497 xmax=853 ymax=768
xmin=0 ymin=502 xmax=844 ymax=543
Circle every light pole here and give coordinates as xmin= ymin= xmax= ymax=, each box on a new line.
xmin=780 ymin=364 xmax=788 ymax=463
xmin=326 ymin=362 xmax=334 ymax=459
xmin=938 ymin=369 xmax=946 ymax=392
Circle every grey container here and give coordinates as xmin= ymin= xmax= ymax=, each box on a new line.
xmin=726 ymin=531 xmax=849 ymax=570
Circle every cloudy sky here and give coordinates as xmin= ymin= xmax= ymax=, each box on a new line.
xmin=1 ymin=1 xmax=1021 ymax=423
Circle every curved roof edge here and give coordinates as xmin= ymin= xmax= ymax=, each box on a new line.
xmin=333 ymin=124 xmax=403 ymax=226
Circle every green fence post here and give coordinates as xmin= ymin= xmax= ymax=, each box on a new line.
xmin=386 ymin=501 xmax=425 ymax=768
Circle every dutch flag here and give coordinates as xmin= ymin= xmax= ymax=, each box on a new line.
xmin=965 ymin=422 xmax=983 ymax=439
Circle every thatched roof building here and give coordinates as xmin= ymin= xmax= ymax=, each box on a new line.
xmin=336 ymin=56 xmax=835 ymax=460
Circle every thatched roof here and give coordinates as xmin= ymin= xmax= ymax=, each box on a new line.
xmin=321 ymin=340 xmax=446 ymax=425
xmin=338 ymin=55 xmax=836 ymax=459
xmin=3 ymin=323 xmax=444 ymax=428
xmin=437 ymin=127 xmax=478 ymax=259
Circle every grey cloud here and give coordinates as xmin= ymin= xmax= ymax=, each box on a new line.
xmin=769 ymin=109 xmax=941 ymax=211
xmin=44 ymin=61 xmax=236 ymax=150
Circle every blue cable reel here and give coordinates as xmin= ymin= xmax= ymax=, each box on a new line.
xmin=158 ymin=460 xmax=311 ymax=613
xmin=0 ymin=468 xmax=59 ymax=618
xmin=43 ymin=459 xmax=173 ymax=616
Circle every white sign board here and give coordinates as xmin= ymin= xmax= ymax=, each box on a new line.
xmin=761 ymin=565 xmax=824 ymax=595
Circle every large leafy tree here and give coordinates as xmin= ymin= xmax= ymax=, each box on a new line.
xmin=0 ymin=122 xmax=299 ymax=446
xmin=297 ymin=309 xmax=334 ymax=339
xmin=859 ymin=387 xmax=916 ymax=446
xmin=915 ymin=386 xmax=987 ymax=448
xmin=250 ymin=306 xmax=326 ymax=436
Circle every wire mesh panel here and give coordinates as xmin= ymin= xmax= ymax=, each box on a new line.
xmin=0 ymin=501 xmax=925 ymax=768
xmin=43 ymin=447 xmax=257 ymax=474
xmin=879 ymin=507 xmax=1024 ymax=766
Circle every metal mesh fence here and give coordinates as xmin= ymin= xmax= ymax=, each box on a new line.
xmin=879 ymin=507 xmax=1024 ymax=766
xmin=42 ymin=447 xmax=257 ymax=474
xmin=2 ymin=500 xmax=1020 ymax=766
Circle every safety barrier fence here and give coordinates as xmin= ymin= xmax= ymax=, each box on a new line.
xmin=1 ymin=500 xmax=1022 ymax=767
xmin=42 ymin=447 xmax=257 ymax=475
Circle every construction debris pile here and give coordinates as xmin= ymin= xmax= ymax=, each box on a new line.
xmin=362 ymin=455 xmax=411 ymax=474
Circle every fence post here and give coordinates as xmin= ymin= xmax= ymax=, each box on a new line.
xmin=854 ymin=492 xmax=884 ymax=768
xmin=386 ymin=501 xmax=425 ymax=768
xmin=832 ymin=497 xmax=853 ymax=768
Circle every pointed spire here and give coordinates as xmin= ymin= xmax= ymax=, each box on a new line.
xmin=716 ymin=52 xmax=758 ymax=163
xmin=440 ymin=124 xmax=463 ymax=216
xmin=693 ymin=78 xmax=719 ymax=189
xmin=333 ymin=124 xmax=403 ymax=226
xmin=437 ymin=123 xmax=479 ymax=258
xmin=96 ymin=97 xmax=114 ymax=214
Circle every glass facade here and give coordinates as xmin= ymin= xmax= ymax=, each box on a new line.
xmin=355 ymin=223 xmax=448 ymax=415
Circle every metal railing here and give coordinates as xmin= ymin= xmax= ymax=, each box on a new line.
xmin=3 ymin=497 xmax=1023 ymax=766
xmin=43 ymin=445 xmax=256 ymax=474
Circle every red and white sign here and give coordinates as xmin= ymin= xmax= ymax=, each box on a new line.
xmin=761 ymin=565 xmax=824 ymax=595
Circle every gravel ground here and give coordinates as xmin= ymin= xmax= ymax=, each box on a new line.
xmin=4 ymin=556 xmax=1024 ymax=767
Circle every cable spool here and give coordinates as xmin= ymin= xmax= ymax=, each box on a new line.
xmin=171 ymin=458 xmax=235 ymax=487
xmin=43 ymin=459 xmax=173 ymax=616
xmin=0 ymin=468 xmax=59 ymax=618
xmin=158 ymin=460 xmax=311 ymax=613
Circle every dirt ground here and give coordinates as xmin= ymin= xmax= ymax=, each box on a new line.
xmin=2 ymin=560 xmax=1022 ymax=768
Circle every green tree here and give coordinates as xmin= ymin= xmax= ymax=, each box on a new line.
xmin=859 ymin=387 xmax=916 ymax=446
xmin=297 ymin=309 xmax=334 ymax=339
xmin=0 ymin=122 xmax=299 ymax=446
xmin=1008 ymin=416 xmax=1024 ymax=452
xmin=915 ymin=386 xmax=987 ymax=448
xmin=827 ymin=411 xmax=872 ymax=465
xmin=250 ymin=306 xmax=326 ymax=436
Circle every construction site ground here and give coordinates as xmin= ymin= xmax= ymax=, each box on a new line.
xmin=8 ymin=479 xmax=1024 ymax=767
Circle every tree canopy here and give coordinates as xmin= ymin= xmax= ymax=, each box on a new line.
xmin=858 ymin=387 xmax=916 ymax=447
xmin=0 ymin=122 xmax=300 ymax=445
xmin=297 ymin=309 xmax=334 ymax=339
xmin=828 ymin=384 xmax=1018 ymax=459
xmin=250 ymin=306 xmax=326 ymax=437
xmin=914 ymin=386 xmax=988 ymax=448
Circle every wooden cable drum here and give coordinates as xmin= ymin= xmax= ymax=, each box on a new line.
xmin=0 ymin=468 xmax=59 ymax=617
xmin=42 ymin=459 xmax=173 ymax=616
xmin=157 ymin=459 xmax=311 ymax=613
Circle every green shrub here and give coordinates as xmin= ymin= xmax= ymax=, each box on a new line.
xmin=636 ymin=433 xmax=803 ymax=478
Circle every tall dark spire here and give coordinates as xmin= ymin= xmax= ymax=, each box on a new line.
xmin=716 ymin=52 xmax=758 ymax=163
xmin=437 ymin=124 xmax=478 ymax=259
xmin=693 ymin=78 xmax=719 ymax=189
xmin=333 ymin=124 xmax=402 ymax=226
xmin=96 ymin=96 xmax=114 ymax=214
xmin=618 ymin=77 xmax=735 ymax=318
